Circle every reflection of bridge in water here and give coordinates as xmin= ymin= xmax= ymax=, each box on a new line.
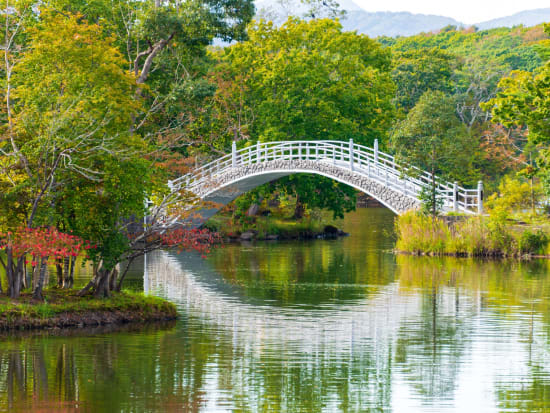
xmin=144 ymin=250 xmax=466 ymax=355
xmin=170 ymin=140 xmax=483 ymax=225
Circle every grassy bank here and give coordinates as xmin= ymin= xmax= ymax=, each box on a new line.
xmin=0 ymin=289 xmax=178 ymax=331
xmin=395 ymin=211 xmax=550 ymax=258
xmin=204 ymin=212 xmax=346 ymax=241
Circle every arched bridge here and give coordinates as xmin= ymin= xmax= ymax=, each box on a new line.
xmin=170 ymin=140 xmax=482 ymax=225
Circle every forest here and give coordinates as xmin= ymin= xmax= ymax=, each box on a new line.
xmin=1 ymin=0 xmax=550 ymax=301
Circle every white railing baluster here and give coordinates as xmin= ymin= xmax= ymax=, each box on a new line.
xmin=175 ymin=140 xmax=481 ymax=215
xmin=349 ymin=139 xmax=354 ymax=172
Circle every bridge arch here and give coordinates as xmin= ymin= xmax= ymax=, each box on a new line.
xmin=171 ymin=140 xmax=482 ymax=226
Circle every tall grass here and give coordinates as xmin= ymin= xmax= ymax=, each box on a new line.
xmin=395 ymin=211 xmax=547 ymax=257
xmin=395 ymin=212 xmax=450 ymax=254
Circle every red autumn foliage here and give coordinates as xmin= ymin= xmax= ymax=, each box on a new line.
xmin=159 ymin=228 xmax=222 ymax=258
xmin=0 ymin=227 xmax=92 ymax=264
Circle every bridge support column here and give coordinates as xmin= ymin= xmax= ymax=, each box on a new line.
xmin=453 ymin=182 xmax=458 ymax=212
xmin=349 ymin=139 xmax=354 ymax=172
xmin=232 ymin=141 xmax=237 ymax=167
xmin=477 ymin=181 xmax=484 ymax=214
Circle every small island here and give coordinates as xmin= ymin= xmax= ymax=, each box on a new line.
xmin=0 ymin=289 xmax=177 ymax=332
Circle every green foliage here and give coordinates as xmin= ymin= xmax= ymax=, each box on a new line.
xmin=390 ymin=91 xmax=476 ymax=215
xmin=391 ymin=91 xmax=474 ymax=181
xmin=486 ymin=176 xmax=543 ymax=213
xmin=418 ymin=185 xmax=445 ymax=216
xmin=391 ymin=48 xmax=458 ymax=114
xmin=55 ymin=158 xmax=154 ymax=270
xmin=395 ymin=210 xmax=550 ymax=257
xmin=395 ymin=211 xmax=450 ymax=254
xmin=381 ymin=25 xmax=548 ymax=73
xmin=518 ymin=230 xmax=548 ymax=255
xmin=0 ymin=10 xmax=143 ymax=232
xmin=224 ymin=18 xmax=394 ymax=144
xmin=215 ymin=18 xmax=394 ymax=217
xmin=483 ymin=62 xmax=550 ymax=145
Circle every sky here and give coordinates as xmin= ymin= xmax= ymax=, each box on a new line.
xmin=351 ymin=0 xmax=550 ymax=24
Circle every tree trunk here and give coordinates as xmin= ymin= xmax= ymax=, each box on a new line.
xmin=56 ymin=259 xmax=63 ymax=288
xmin=62 ymin=256 xmax=73 ymax=289
xmin=531 ymin=177 xmax=535 ymax=215
xmin=63 ymin=256 xmax=76 ymax=289
xmin=78 ymin=262 xmax=100 ymax=297
xmin=116 ymin=257 xmax=135 ymax=292
xmin=20 ymin=258 xmax=28 ymax=290
xmin=33 ymin=256 xmax=49 ymax=301
xmin=6 ymin=248 xmax=24 ymax=299
xmin=293 ymin=195 xmax=305 ymax=219
xmin=108 ymin=266 xmax=118 ymax=292
xmin=31 ymin=259 xmax=39 ymax=290
xmin=6 ymin=245 xmax=14 ymax=297
xmin=94 ymin=268 xmax=111 ymax=298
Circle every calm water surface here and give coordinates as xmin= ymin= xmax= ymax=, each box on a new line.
xmin=1 ymin=208 xmax=550 ymax=412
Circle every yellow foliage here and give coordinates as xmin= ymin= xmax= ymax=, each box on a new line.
xmin=485 ymin=176 xmax=542 ymax=213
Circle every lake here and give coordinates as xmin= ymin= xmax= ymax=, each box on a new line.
xmin=1 ymin=208 xmax=550 ymax=412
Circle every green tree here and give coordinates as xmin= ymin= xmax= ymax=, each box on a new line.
xmin=482 ymin=25 xmax=550 ymax=195
xmin=218 ymin=18 xmax=395 ymax=217
xmin=390 ymin=91 xmax=472 ymax=216
xmin=482 ymin=61 xmax=550 ymax=145
xmin=225 ymin=18 xmax=394 ymax=144
xmin=391 ymin=48 xmax=458 ymax=114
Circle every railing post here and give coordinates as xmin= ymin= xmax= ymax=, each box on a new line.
xmin=453 ymin=181 xmax=458 ymax=212
xmin=477 ymin=180 xmax=484 ymax=214
xmin=298 ymin=142 xmax=301 ymax=160
xmin=256 ymin=141 xmax=261 ymax=163
xmin=232 ymin=141 xmax=237 ymax=167
xmin=349 ymin=139 xmax=354 ymax=172
xmin=374 ymin=139 xmax=379 ymax=164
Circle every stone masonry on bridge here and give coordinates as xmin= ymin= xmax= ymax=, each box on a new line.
xmin=171 ymin=140 xmax=482 ymax=226
xmin=199 ymin=159 xmax=421 ymax=214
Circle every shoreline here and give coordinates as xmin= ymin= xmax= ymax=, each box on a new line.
xmin=0 ymin=290 xmax=178 ymax=333
xmin=224 ymin=225 xmax=349 ymax=242
xmin=394 ymin=249 xmax=550 ymax=260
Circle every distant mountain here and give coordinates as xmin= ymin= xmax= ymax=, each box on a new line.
xmin=254 ymin=0 xmax=550 ymax=38
xmin=341 ymin=11 xmax=461 ymax=37
xmin=475 ymin=8 xmax=550 ymax=31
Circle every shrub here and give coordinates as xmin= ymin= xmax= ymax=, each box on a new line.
xmin=486 ymin=176 xmax=542 ymax=213
xmin=518 ymin=230 xmax=548 ymax=255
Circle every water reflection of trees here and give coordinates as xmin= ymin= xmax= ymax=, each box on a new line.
xmin=208 ymin=210 xmax=398 ymax=307
xmin=0 ymin=319 xmax=395 ymax=412
xmin=395 ymin=255 xmax=550 ymax=408
xmin=3 ymin=217 xmax=550 ymax=412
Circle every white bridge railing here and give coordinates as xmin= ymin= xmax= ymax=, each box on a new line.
xmin=171 ymin=140 xmax=483 ymax=214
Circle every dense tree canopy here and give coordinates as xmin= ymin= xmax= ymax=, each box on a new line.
xmin=209 ymin=18 xmax=395 ymax=217
xmin=2 ymin=0 xmax=550 ymax=299
xmin=390 ymin=91 xmax=473 ymax=214
xmin=0 ymin=1 xmax=252 ymax=298
xmin=223 ymin=18 xmax=394 ymax=144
